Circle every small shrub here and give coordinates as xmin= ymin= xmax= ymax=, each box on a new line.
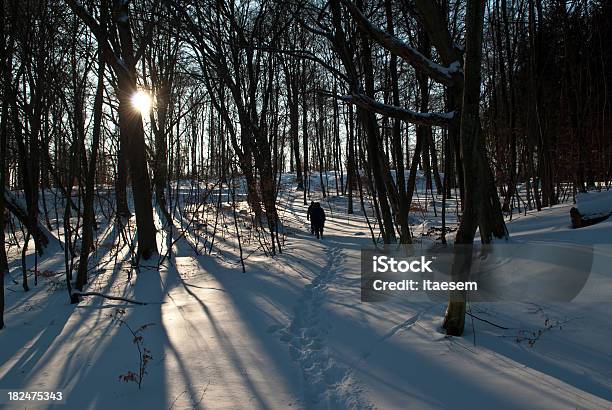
xmin=110 ymin=308 xmax=154 ymax=389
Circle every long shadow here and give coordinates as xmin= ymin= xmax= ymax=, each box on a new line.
xmin=164 ymin=222 xmax=304 ymax=407
xmin=171 ymin=269 xmax=270 ymax=409
xmin=0 ymin=227 xmax=109 ymax=388
xmin=1 ymin=210 xmax=174 ymax=408
xmin=36 ymin=217 xmax=142 ymax=364
xmin=0 ymin=296 xmax=73 ymax=389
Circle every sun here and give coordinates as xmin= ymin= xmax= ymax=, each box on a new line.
xmin=131 ymin=90 xmax=152 ymax=114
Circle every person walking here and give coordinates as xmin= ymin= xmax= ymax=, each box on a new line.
xmin=311 ymin=202 xmax=326 ymax=239
xmin=306 ymin=201 xmax=315 ymax=234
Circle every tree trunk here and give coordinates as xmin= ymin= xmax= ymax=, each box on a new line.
xmin=76 ymin=49 xmax=105 ymax=291
xmin=302 ymin=69 xmax=309 ymax=205
xmin=0 ymin=0 xmax=10 ymax=276
xmin=0 ymin=0 xmax=7 ymax=327
xmin=443 ymin=0 xmax=508 ymax=336
xmin=114 ymin=0 xmax=157 ymax=260
xmin=315 ymin=95 xmax=327 ymax=198
xmin=386 ymin=0 xmax=410 ymax=243
xmin=152 ymin=84 xmax=170 ymax=220
xmin=116 ymin=77 xmax=157 ymax=260
xmin=428 ymin=131 xmax=443 ymax=195
xmin=346 ymin=104 xmax=355 ymax=214
xmin=358 ymin=4 xmax=396 ymax=243
xmin=115 ymin=135 xmax=131 ymax=217
xmin=285 ymin=65 xmax=303 ymax=189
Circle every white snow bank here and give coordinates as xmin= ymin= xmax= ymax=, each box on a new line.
xmin=576 ymin=190 xmax=612 ymax=218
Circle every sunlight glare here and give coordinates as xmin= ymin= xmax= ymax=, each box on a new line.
xmin=131 ymin=90 xmax=152 ymax=114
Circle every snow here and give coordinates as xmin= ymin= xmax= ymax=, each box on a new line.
xmin=438 ymin=60 xmax=463 ymax=77
xmin=1 ymin=178 xmax=611 ymax=409
xmin=576 ymin=189 xmax=612 ymax=218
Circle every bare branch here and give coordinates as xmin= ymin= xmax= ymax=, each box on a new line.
xmin=73 ymin=291 xmax=150 ymax=305
xmin=341 ymin=0 xmax=461 ymax=86
xmin=64 ymin=0 xmax=129 ymax=77
xmin=341 ymin=93 xmax=454 ymax=127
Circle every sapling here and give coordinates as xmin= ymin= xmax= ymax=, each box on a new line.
xmin=110 ymin=308 xmax=154 ymax=390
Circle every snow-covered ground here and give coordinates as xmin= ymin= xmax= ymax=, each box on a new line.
xmin=1 ymin=178 xmax=611 ymax=409
xmin=576 ymin=189 xmax=612 ymax=218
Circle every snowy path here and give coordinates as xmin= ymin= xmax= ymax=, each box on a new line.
xmin=156 ymin=194 xmax=373 ymax=409
xmin=277 ymin=243 xmax=371 ymax=409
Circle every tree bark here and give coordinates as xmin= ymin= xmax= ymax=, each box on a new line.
xmin=284 ymin=62 xmax=303 ymax=189
xmin=115 ymin=134 xmax=131 ymax=217
xmin=443 ymin=0 xmax=508 ymax=336
xmin=302 ymin=66 xmax=310 ymax=205
xmin=386 ymin=0 xmax=410 ymax=243
xmin=346 ymin=104 xmax=356 ymax=214
xmin=0 ymin=0 xmax=8 ymax=328
xmin=76 ymin=48 xmax=105 ymax=291
xmin=353 ymin=0 xmax=396 ymax=243
xmin=114 ymin=1 xmax=157 ymax=259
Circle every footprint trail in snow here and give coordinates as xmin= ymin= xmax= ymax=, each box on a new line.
xmin=277 ymin=244 xmax=372 ymax=409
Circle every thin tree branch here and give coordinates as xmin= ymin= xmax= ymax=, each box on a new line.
xmin=341 ymin=0 xmax=461 ymax=86
xmin=341 ymin=93 xmax=454 ymax=127
xmin=73 ymin=291 xmax=151 ymax=305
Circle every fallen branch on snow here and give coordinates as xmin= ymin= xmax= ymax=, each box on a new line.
xmin=465 ymin=311 xmax=509 ymax=329
xmin=72 ymin=291 xmax=148 ymax=305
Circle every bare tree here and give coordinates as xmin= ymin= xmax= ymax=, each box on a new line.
xmin=66 ymin=0 xmax=158 ymax=260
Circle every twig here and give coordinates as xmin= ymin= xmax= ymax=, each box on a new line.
xmin=72 ymin=291 xmax=149 ymax=305
xmin=465 ymin=311 xmax=509 ymax=329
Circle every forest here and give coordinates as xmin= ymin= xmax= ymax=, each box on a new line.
xmin=0 ymin=0 xmax=611 ymax=408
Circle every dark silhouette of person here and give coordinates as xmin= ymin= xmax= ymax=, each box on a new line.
xmin=306 ymin=201 xmax=315 ymax=234
xmin=310 ymin=202 xmax=326 ymax=239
